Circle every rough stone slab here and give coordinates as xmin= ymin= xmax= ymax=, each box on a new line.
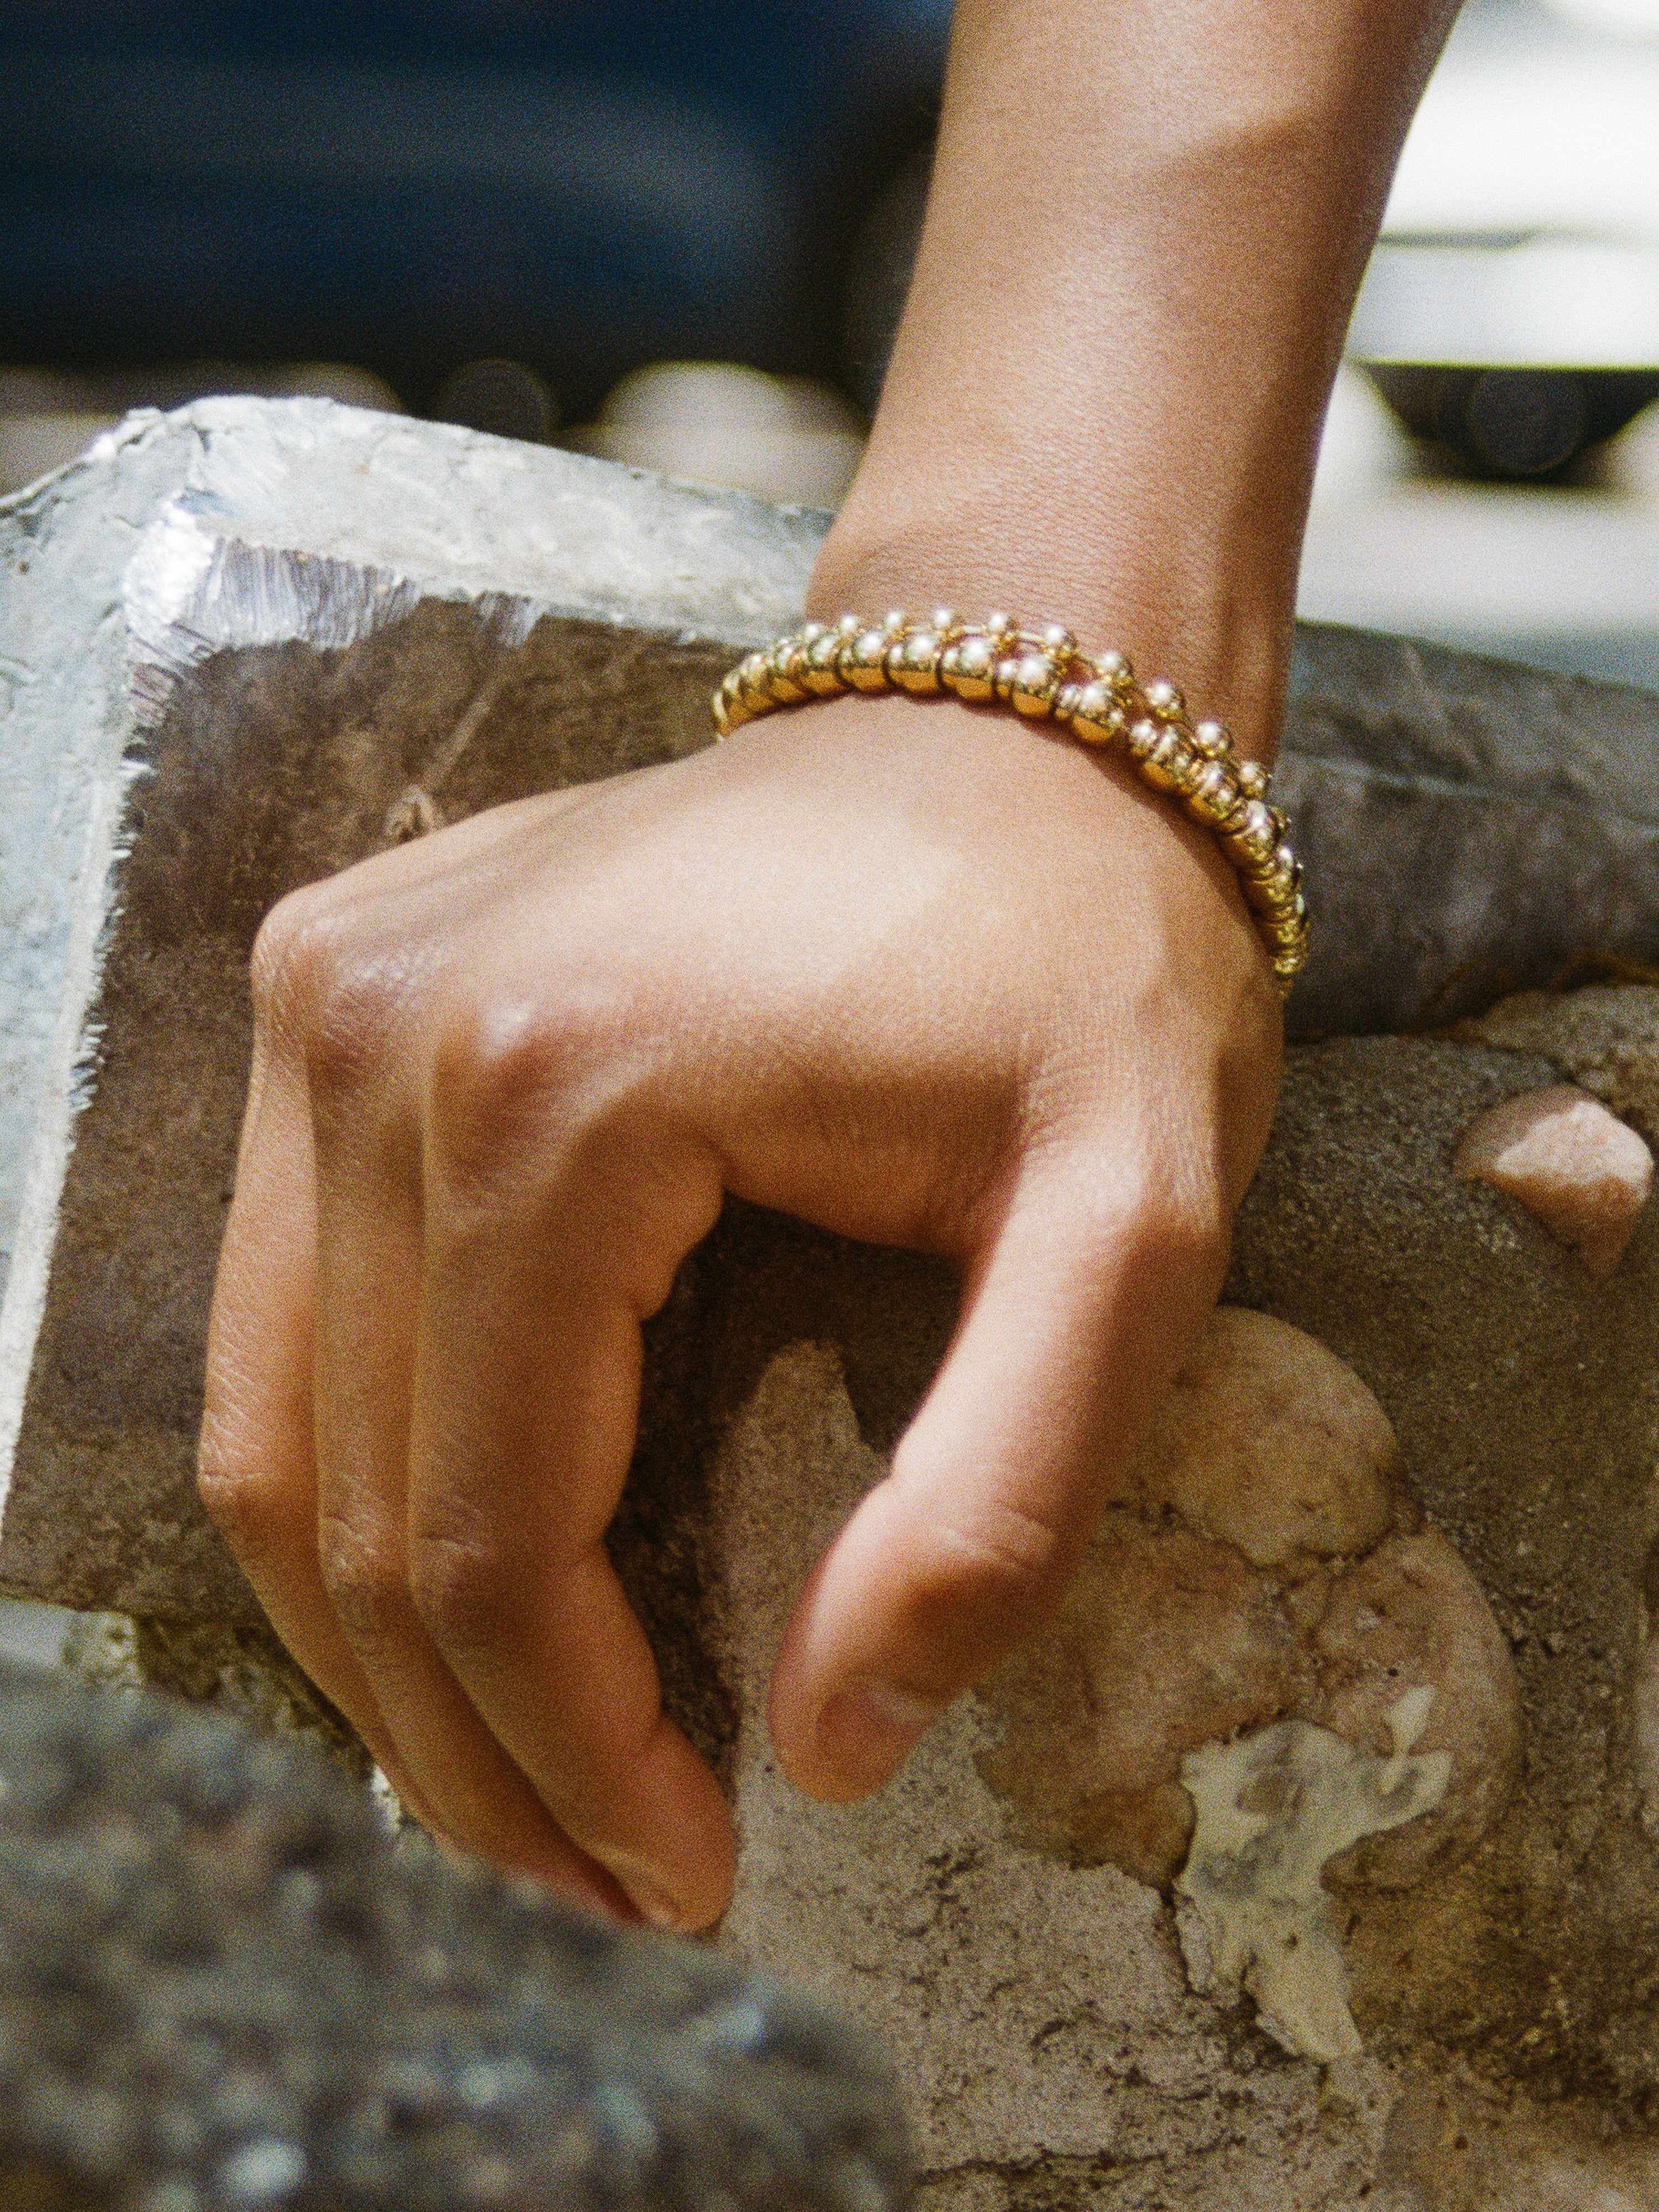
xmin=1 ymin=399 xmax=1657 ymax=2202
xmin=0 ymin=1659 xmax=910 ymax=2212
xmin=3 ymin=397 xmax=1659 ymax=1624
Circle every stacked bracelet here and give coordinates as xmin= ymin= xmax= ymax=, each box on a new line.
xmin=711 ymin=609 xmax=1309 ymax=996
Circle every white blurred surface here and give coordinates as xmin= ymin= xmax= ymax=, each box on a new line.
xmin=564 ymin=362 xmax=866 ymax=508
xmin=0 ymin=1597 xmax=71 ymax=1673
xmin=1301 ymin=368 xmax=1659 ymax=688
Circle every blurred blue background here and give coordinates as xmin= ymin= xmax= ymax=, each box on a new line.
xmin=1 ymin=0 xmax=952 ymax=415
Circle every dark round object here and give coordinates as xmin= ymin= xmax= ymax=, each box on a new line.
xmin=1462 ymin=369 xmax=1589 ymax=477
xmin=430 ymin=358 xmax=557 ymax=444
xmin=1366 ymin=363 xmax=1659 ymax=481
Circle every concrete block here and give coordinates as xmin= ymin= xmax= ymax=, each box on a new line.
xmin=3 ymin=397 xmax=1657 ymax=1624
xmin=3 ymin=399 xmax=1658 ymax=2204
xmin=0 ymin=1660 xmax=909 ymax=2211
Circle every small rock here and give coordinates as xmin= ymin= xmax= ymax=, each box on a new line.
xmin=978 ymin=1310 xmax=1522 ymax=1926
xmin=1126 ymin=1309 xmax=1401 ymax=1569
xmin=977 ymin=1511 xmax=1317 ymax=1885
xmin=1313 ymin=1528 xmax=1524 ymax=1887
xmin=1454 ymin=1084 xmax=1653 ymax=1278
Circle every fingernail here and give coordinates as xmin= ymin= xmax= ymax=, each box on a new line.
xmin=814 ymin=1679 xmax=943 ymax=1791
xmin=630 ymin=1880 xmax=690 ymax=1932
xmin=605 ymin=1855 xmax=698 ymax=1932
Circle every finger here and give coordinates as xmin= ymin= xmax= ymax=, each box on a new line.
xmin=405 ymin=1094 xmax=735 ymax=1931
xmin=305 ymin=1075 xmax=637 ymax=1919
xmin=767 ymin=1123 xmax=1230 ymax=1799
xmin=197 ymin=1009 xmax=448 ymax=1834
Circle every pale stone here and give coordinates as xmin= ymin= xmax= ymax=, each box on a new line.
xmin=975 ymin=1510 xmax=1317 ymax=1885
xmin=1175 ymin=1700 xmax=1451 ymax=2064
xmin=1454 ymin=1083 xmax=1654 ymax=1277
xmin=1314 ymin=1528 xmax=1525 ymax=1887
xmin=1129 ymin=1307 xmax=1400 ymax=1568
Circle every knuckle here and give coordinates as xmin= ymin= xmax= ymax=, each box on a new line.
xmin=250 ymin=886 xmax=336 ymax=1031
xmin=912 ymin=1498 xmax=1071 ymax=1647
xmin=251 ymin=889 xmax=405 ymax=1104
xmin=317 ymin=1512 xmax=409 ymax=1652
xmin=425 ymin=988 xmax=619 ymax=1201
xmin=407 ymin=1528 xmax=517 ymax=1660
xmin=196 ymin=1426 xmax=282 ymax=1567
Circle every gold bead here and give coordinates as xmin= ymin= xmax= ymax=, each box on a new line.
xmin=943 ymin=633 xmax=996 ymax=701
xmin=1237 ymin=759 xmax=1269 ymax=800
xmin=1219 ymin=797 xmax=1278 ymax=869
xmin=1243 ymin=854 xmax=1298 ymax=911
xmin=1010 ymin=651 xmax=1058 ymax=717
xmin=891 ymin=628 xmax=944 ymax=693
xmin=804 ymin=628 xmax=847 ymax=693
xmin=1140 ymin=727 xmax=1194 ymax=791
xmin=834 ymin=612 xmax=862 ymax=639
xmin=1126 ymin=718 xmax=1160 ymax=763
xmin=931 ymin=606 xmax=960 ymax=635
xmin=993 ymin=654 xmax=1024 ymax=705
xmin=1192 ymin=719 xmax=1231 ymax=759
xmin=766 ymin=640 xmax=810 ymax=702
xmin=881 ymin=608 xmax=909 ymax=637
xmin=1182 ymin=759 xmax=1241 ymax=826
xmin=1145 ymin=677 xmax=1184 ymax=719
xmin=846 ymin=627 xmax=891 ymax=692
xmin=1041 ymin=622 xmax=1078 ymax=663
xmin=738 ymin=651 xmax=776 ymax=712
xmin=1068 ymin=679 xmax=1117 ymax=744
xmin=1098 ymin=647 xmax=1133 ymax=687
xmin=800 ymin=620 xmax=826 ymax=644
xmin=985 ymin=609 xmax=1015 ymax=641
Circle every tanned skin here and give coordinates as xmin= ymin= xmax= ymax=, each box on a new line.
xmin=200 ymin=0 xmax=1460 ymax=1931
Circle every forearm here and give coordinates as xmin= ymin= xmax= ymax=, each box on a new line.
xmin=811 ymin=0 xmax=1459 ymax=761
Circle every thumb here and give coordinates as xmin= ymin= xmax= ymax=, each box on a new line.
xmin=766 ymin=1137 xmax=1229 ymax=1801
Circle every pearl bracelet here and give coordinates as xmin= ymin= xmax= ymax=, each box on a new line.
xmin=711 ymin=609 xmax=1308 ymax=996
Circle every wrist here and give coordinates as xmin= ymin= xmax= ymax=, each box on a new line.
xmin=806 ymin=497 xmax=1293 ymax=771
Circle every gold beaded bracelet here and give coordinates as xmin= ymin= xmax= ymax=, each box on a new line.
xmin=711 ymin=609 xmax=1308 ymax=996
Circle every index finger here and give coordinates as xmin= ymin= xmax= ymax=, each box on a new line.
xmin=404 ymin=1073 xmax=735 ymax=1929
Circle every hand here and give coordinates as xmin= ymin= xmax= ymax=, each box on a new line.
xmin=198 ymin=690 xmax=1281 ymax=1929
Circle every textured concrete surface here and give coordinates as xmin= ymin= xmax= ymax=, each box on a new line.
xmin=3 ymin=398 xmax=1659 ymax=1624
xmin=0 ymin=1660 xmax=909 ymax=2212
xmin=695 ymin=1001 xmax=1659 ymax=2208
xmin=1 ymin=402 xmax=1657 ymax=2205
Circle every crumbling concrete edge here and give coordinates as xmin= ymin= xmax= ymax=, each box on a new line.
xmin=0 ymin=397 xmax=828 ymax=1507
xmin=6 ymin=394 xmax=1659 ymax=1511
